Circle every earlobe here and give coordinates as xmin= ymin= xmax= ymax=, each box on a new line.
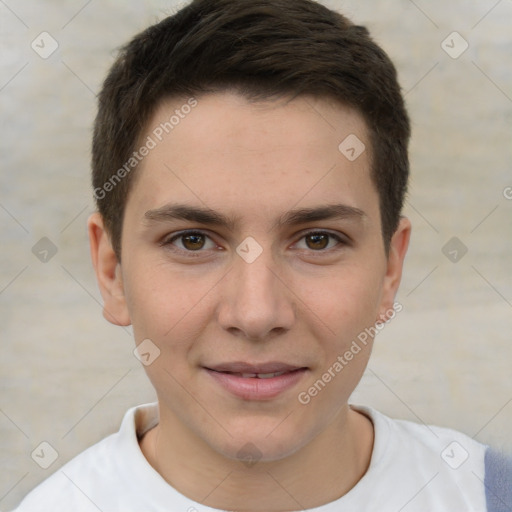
xmin=377 ymin=216 xmax=411 ymax=320
xmin=87 ymin=212 xmax=131 ymax=326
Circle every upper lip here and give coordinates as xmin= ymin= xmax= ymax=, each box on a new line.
xmin=205 ymin=362 xmax=306 ymax=374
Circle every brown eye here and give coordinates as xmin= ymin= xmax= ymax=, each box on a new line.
xmin=164 ymin=231 xmax=217 ymax=252
xmin=181 ymin=233 xmax=206 ymax=250
xmin=294 ymin=231 xmax=345 ymax=252
xmin=305 ymin=233 xmax=330 ymax=250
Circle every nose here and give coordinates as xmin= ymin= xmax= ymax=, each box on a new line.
xmin=217 ymin=251 xmax=296 ymax=341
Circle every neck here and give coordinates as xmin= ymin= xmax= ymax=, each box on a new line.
xmin=139 ymin=405 xmax=374 ymax=511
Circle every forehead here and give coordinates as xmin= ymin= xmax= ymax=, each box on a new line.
xmin=127 ymin=91 xmax=378 ymax=225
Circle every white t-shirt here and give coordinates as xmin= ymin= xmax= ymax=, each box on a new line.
xmin=12 ymin=403 xmax=489 ymax=511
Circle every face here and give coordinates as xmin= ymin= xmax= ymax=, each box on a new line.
xmin=89 ymin=91 xmax=410 ymax=462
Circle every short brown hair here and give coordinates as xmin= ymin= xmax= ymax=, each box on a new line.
xmin=92 ymin=0 xmax=410 ymax=259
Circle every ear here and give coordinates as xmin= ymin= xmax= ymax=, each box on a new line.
xmin=377 ymin=216 xmax=411 ymax=322
xmin=87 ymin=212 xmax=131 ymax=326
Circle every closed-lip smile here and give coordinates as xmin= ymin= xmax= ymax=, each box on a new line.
xmin=203 ymin=362 xmax=308 ymax=400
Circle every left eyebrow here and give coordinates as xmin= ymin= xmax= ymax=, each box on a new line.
xmin=276 ymin=204 xmax=366 ymax=227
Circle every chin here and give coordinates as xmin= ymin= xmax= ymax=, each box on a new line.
xmin=209 ymin=418 xmax=315 ymax=465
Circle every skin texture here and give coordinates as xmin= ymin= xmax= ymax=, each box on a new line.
xmin=88 ymin=91 xmax=411 ymax=511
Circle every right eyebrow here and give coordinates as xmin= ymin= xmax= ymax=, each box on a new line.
xmin=144 ymin=204 xmax=238 ymax=231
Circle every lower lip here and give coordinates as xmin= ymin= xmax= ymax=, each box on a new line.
xmin=204 ymin=368 xmax=307 ymax=400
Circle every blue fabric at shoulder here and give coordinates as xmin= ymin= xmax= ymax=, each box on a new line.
xmin=485 ymin=446 xmax=512 ymax=512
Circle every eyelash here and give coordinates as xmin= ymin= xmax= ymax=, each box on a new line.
xmin=160 ymin=229 xmax=348 ymax=255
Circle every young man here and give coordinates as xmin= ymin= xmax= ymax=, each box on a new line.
xmin=12 ymin=0 xmax=511 ymax=510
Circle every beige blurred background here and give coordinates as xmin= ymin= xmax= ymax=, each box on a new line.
xmin=1 ymin=0 xmax=511 ymax=508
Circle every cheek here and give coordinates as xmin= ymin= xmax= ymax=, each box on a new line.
xmin=297 ymin=276 xmax=379 ymax=412
xmin=303 ymin=264 xmax=384 ymax=345
xmin=123 ymin=259 xmax=217 ymax=346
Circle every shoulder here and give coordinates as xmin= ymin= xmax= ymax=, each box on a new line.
xmin=355 ymin=404 xmax=488 ymax=465
xmin=484 ymin=447 xmax=512 ymax=512
xmin=357 ymin=405 xmax=512 ymax=511
xmin=10 ymin=403 xmax=159 ymax=512
xmin=11 ymin=435 xmax=120 ymax=512
xmin=350 ymin=405 xmax=489 ymax=510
